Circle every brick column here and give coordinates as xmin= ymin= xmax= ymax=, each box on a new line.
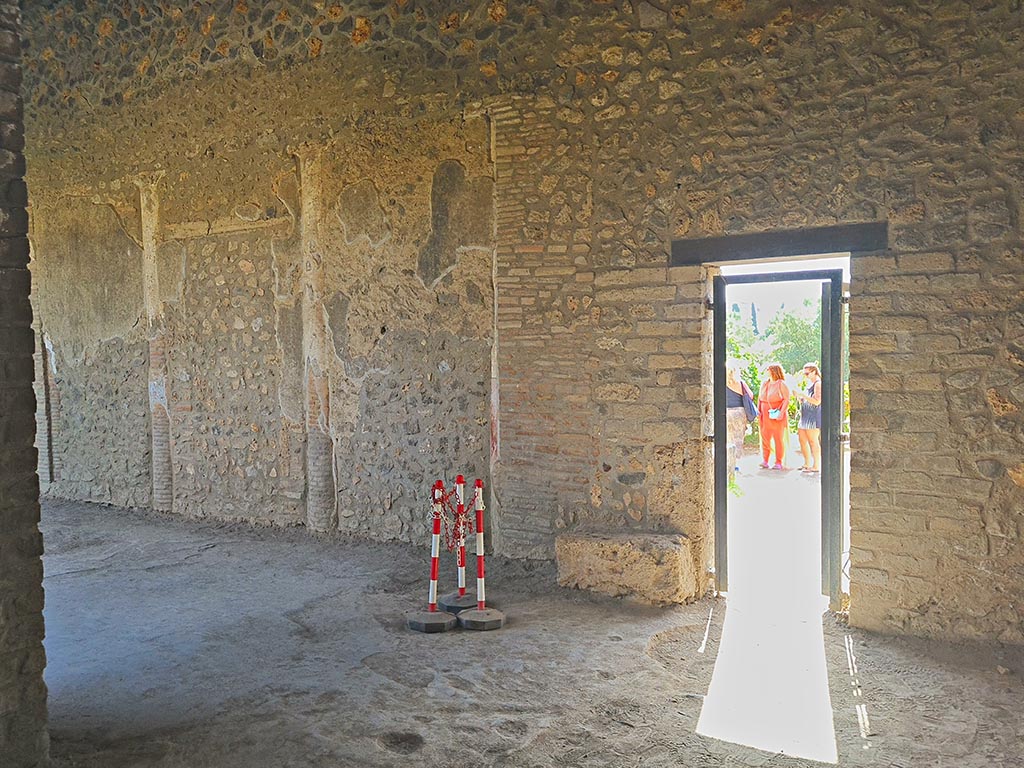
xmin=136 ymin=172 xmax=173 ymax=512
xmin=31 ymin=327 xmax=51 ymax=485
xmin=293 ymin=145 xmax=337 ymax=532
xmin=0 ymin=2 xmax=49 ymax=765
xmin=490 ymin=98 xmax=596 ymax=558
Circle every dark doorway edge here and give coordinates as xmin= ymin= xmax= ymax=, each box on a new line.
xmin=670 ymin=221 xmax=888 ymax=266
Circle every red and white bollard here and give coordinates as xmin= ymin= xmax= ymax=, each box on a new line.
xmin=428 ymin=480 xmax=444 ymax=612
xmin=458 ymin=479 xmax=505 ymax=631
xmin=407 ymin=480 xmax=458 ymax=633
xmin=439 ymin=475 xmax=478 ymax=614
xmin=456 ymin=475 xmax=468 ymax=598
xmin=474 ymin=478 xmax=487 ymax=610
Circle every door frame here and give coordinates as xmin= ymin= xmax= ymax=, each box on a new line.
xmin=712 ymin=270 xmax=844 ymax=603
xmin=672 ymin=221 xmax=887 ymax=609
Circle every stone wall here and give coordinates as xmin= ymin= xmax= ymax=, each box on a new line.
xmin=31 ymin=197 xmax=153 ymax=507
xmin=29 ymin=106 xmax=494 ymax=545
xmin=0 ymin=2 xmax=48 ymax=765
xmin=850 ymin=251 xmax=1024 ymax=643
xmin=22 ymin=1 xmax=1024 ymax=643
xmin=164 ymin=233 xmax=300 ymax=523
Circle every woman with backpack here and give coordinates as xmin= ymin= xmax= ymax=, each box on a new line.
xmin=725 ymin=362 xmax=757 ymax=475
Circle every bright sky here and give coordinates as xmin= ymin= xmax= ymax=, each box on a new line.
xmin=721 ymin=255 xmax=850 ymax=328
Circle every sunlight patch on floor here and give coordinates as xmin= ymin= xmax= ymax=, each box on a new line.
xmin=697 ymin=453 xmax=838 ymax=763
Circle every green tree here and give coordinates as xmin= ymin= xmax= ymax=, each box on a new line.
xmin=726 ymin=305 xmax=765 ymax=396
xmin=726 ymin=306 xmax=769 ymax=446
xmin=763 ymin=298 xmax=821 ymax=374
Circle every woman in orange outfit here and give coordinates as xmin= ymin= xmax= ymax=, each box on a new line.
xmin=758 ymin=363 xmax=790 ymax=470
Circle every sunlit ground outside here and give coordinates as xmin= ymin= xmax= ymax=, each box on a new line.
xmin=697 ymin=442 xmax=839 ymax=764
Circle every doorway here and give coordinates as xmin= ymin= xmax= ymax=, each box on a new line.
xmin=712 ymin=264 xmax=848 ymax=606
xmin=671 ymin=221 xmax=884 ymax=606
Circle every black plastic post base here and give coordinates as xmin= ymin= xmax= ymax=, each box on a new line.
xmin=438 ymin=591 xmax=478 ymax=614
xmin=406 ymin=610 xmax=458 ymax=633
xmin=457 ymin=607 xmax=506 ymax=631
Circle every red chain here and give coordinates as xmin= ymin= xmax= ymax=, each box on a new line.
xmin=432 ymin=485 xmax=477 ymax=552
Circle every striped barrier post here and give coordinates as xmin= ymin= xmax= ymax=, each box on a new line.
xmin=456 ymin=475 xmax=467 ymax=598
xmin=458 ymin=478 xmax=505 ymax=631
xmin=428 ymin=480 xmax=443 ymax=612
xmin=474 ymin=478 xmax=487 ymax=610
xmin=439 ymin=474 xmax=477 ymax=614
xmin=406 ymin=480 xmax=458 ymax=633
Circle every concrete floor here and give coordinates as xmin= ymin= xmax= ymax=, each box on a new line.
xmin=43 ymin=497 xmax=1023 ymax=767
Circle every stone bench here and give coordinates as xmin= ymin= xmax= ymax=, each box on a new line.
xmin=555 ymin=532 xmax=699 ymax=605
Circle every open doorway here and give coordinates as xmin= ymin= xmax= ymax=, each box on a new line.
xmin=712 ymin=256 xmax=851 ymax=606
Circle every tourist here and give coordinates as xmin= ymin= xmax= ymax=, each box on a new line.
xmin=795 ymin=362 xmax=822 ymax=473
xmin=725 ymin=362 xmax=756 ymax=475
xmin=758 ymin=363 xmax=790 ymax=470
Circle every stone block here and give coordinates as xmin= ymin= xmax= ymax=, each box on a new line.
xmin=594 ymin=383 xmax=640 ymax=402
xmin=635 ymin=321 xmax=682 ymax=337
xmin=663 ymin=301 xmax=703 ymax=320
xmin=594 ymin=266 xmax=668 ymax=288
xmin=850 ymin=566 xmax=890 ymax=587
xmin=899 ymin=252 xmax=954 ymax=273
xmin=667 ymin=266 xmax=702 ymax=283
xmin=555 ymin=532 xmax=698 ymax=605
xmin=596 ymin=285 xmax=677 ymax=303
xmin=647 ymin=354 xmax=687 ymax=369
xmin=623 ymin=338 xmax=660 ymax=353
xmin=659 ymin=337 xmax=702 ymax=354
xmin=851 ymin=254 xmax=897 ymax=277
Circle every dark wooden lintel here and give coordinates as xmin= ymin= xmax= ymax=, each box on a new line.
xmin=670 ymin=221 xmax=888 ymax=266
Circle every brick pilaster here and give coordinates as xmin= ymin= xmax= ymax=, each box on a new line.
xmin=0 ymin=2 xmax=48 ymax=764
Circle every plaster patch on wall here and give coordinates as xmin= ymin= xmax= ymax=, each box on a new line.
xmin=270 ymin=170 xmax=302 ymax=300
xmin=275 ymin=301 xmax=304 ymax=423
xmin=148 ymin=378 xmax=167 ymax=409
xmin=335 ymin=179 xmax=390 ymax=247
xmin=32 ymin=198 xmax=146 ymax=358
xmin=43 ymin=334 xmax=57 ymax=376
xmin=233 ymin=202 xmax=265 ymax=222
xmin=156 ymin=240 xmax=187 ymax=307
xmin=417 ymin=160 xmax=494 ymax=287
xmin=324 ymin=292 xmax=350 ymax=359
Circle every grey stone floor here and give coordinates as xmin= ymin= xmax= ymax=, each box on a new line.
xmin=42 ymin=498 xmax=1023 ymax=767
